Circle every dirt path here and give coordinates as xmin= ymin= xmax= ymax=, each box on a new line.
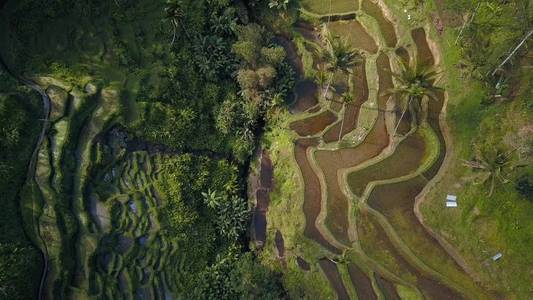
xmin=0 ymin=56 xmax=51 ymax=300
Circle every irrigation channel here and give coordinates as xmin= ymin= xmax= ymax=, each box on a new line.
xmin=253 ymin=0 xmax=496 ymax=299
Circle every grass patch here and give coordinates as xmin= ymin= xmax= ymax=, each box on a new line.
xmin=300 ymin=0 xmax=358 ymax=15
xmin=260 ymin=110 xmax=336 ymax=297
xmin=420 ymin=24 xmax=533 ymax=299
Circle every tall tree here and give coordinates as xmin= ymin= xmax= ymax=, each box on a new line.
xmin=317 ymin=30 xmax=361 ymax=98
xmin=462 ymin=146 xmax=526 ymax=197
xmin=387 ymin=59 xmax=442 ymax=136
xmin=165 ymin=0 xmax=185 ymax=45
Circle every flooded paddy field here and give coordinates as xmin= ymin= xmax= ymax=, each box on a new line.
xmin=261 ymin=0 xmax=491 ymax=298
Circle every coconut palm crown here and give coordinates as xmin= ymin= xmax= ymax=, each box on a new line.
xmin=315 ymin=29 xmax=361 ymax=99
xmin=386 ymin=59 xmax=443 ymax=135
xmin=320 ymin=34 xmax=361 ymax=75
xmin=462 ymin=147 xmax=518 ymax=197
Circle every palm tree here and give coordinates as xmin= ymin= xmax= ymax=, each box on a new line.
xmin=338 ymin=92 xmax=354 ymax=143
xmin=201 ymin=189 xmax=221 ymax=209
xmin=269 ymin=0 xmax=290 ymax=10
xmin=165 ymin=0 xmax=185 ymax=45
xmin=462 ymin=146 xmax=525 ymax=197
xmin=387 ymin=59 xmax=443 ymax=136
xmin=317 ymin=30 xmax=361 ymax=98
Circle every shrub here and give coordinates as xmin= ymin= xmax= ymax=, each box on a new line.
xmin=516 ymin=174 xmax=533 ymax=201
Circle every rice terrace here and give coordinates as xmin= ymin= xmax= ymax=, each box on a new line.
xmin=0 ymin=0 xmax=531 ymax=299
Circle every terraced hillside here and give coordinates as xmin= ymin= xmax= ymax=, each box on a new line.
xmin=256 ymin=0 xmax=497 ymax=299
xmin=18 ymin=76 xmax=250 ymax=298
xmin=21 ymin=79 xmax=181 ymax=297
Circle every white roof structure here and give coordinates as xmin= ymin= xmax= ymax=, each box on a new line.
xmin=492 ymin=253 xmax=503 ymax=261
xmin=446 ymin=201 xmax=458 ymax=207
xmin=446 ymin=195 xmax=457 ymax=201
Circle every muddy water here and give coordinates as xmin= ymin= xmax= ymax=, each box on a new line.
xmin=275 ymin=230 xmax=286 ymax=267
xmin=329 ymin=21 xmax=378 ymax=53
xmin=260 ymin=150 xmax=273 ymax=190
xmin=318 ymin=258 xmax=351 ymax=300
xmin=315 ymin=141 xmax=386 ymax=245
xmin=323 ymin=103 xmax=359 ymax=143
xmin=314 ymin=53 xmax=391 ymax=245
xmin=395 ymin=47 xmax=410 ymax=65
xmin=411 ymin=28 xmax=434 ymax=66
xmin=273 ymin=33 xmax=320 ymax=114
xmin=368 ymin=177 xmax=467 ymax=299
xmin=291 ymin=80 xmax=319 ymax=113
xmin=361 ymin=0 xmax=397 ymax=47
xmin=374 ymin=274 xmax=400 ymax=300
xmin=395 ymin=108 xmax=412 ymax=136
xmin=253 ymin=151 xmax=274 ymax=248
xmin=294 ymin=22 xmax=318 ymax=42
xmin=376 ymin=52 xmax=394 ymax=108
xmin=347 ymin=263 xmax=377 ymax=300
xmin=347 ymin=131 xmax=426 ymax=196
xmin=290 ymin=110 xmax=337 ymax=136
xmin=296 ymin=256 xmax=311 ymax=271
xmin=294 ymin=138 xmax=340 ymax=253
xmin=253 ymin=189 xmax=269 ymax=248
xmin=323 ymin=62 xmax=368 ymax=143
xmin=358 ymin=211 xmax=464 ymax=299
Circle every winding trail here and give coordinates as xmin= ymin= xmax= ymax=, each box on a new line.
xmin=0 ymin=56 xmax=51 ymax=300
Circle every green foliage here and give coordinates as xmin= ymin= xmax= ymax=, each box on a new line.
xmin=269 ymin=0 xmax=290 ymax=10
xmin=387 ymin=59 xmax=443 ymax=128
xmin=1 ymin=0 xmax=289 ymax=297
xmin=131 ymin=103 xmax=197 ymax=150
xmin=446 ymin=0 xmax=532 ymax=87
xmin=194 ymin=250 xmax=284 ymax=299
xmin=516 ymin=174 xmax=533 ymax=201
xmin=232 ymin=23 xmax=294 ymax=108
xmin=0 ymin=71 xmax=42 ymax=299
xmin=213 ymin=195 xmax=250 ymax=241
xmin=0 ymin=242 xmax=41 ymax=300
xmin=154 ymin=153 xmax=248 ymax=243
xmin=317 ymin=31 xmax=361 ymax=75
xmin=462 ymin=146 xmax=518 ymax=196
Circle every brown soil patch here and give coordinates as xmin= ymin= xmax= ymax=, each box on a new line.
xmin=329 ymin=20 xmax=378 ymax=53
xmin=348 ymin=263 xmax=377 ymax=300
xmin=290 ymin=80 xmax=319 ymax=114
xmin=374 ymin=273 xmax=401 ymax=300
xmin=290 ymin=110 xmax=337 ymax=136
xmin=395 ymin=47 xmax=410 ymax=65
xmin=348 ymin=131 xmax=426 ymax=196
